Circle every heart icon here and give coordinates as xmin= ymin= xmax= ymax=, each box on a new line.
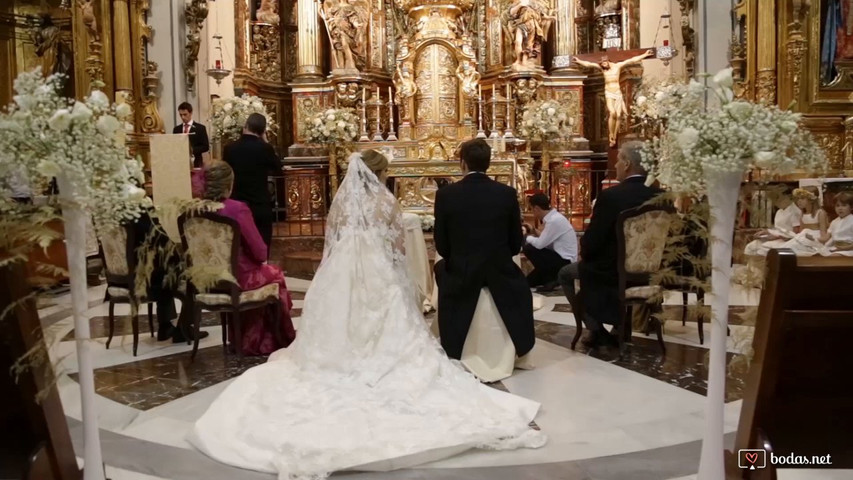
xmin=745 ymin=452 xmax=758 ymax=464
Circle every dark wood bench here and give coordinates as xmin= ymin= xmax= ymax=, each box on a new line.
xmin=727 ymin=249 xmax=853 ymax=478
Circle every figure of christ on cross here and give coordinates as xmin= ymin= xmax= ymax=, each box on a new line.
xmin=573 ymin=48 xmax=655 ymax=146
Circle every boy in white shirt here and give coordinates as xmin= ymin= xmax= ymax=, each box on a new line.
xmin=523 ymin=193 xmax=578 ymax=292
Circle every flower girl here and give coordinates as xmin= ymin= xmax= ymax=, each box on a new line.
xmin=744 ymin=190 xmax=802 ymax=256
xmin=779 ymin=192 xmax=853 ymax=256
xmin=792 ymin=186 xmax=828 ymax=239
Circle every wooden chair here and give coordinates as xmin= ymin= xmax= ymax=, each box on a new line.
xmin=663 ymin=215 xmax=709 ymax=344
xmin=615 ymin=204 xmax=676 ymax=355
xmin=727 ymin=249 xmax=853 ymax=477
xmin=99 ymin=223 xmax=154 ymax=356
xmin=178 ymin=212 xmax=282 ymax=361
xmin=570 ymin=204 xmax=675 ymax=354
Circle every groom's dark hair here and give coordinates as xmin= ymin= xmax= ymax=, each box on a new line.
xmin=459 ymin=138 xmax=491 ymax=172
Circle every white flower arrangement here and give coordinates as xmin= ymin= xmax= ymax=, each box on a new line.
xmin=0 ymin=70 xmax=149 ymax=228
xmin=639 ymin=67 xmax=828 ymax=195
xmin=419 ymin=214 xmax=435 ymax=232
xmin=210 ymin=94 xmax=276 ymax=144
xmin=519 ymin=99 xmax=575 ymax=142
xmin=302 ymin=108 xmax=360 ymax=145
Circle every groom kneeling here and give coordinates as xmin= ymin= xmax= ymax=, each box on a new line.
xmin=434 ymin=139 xmax=535 ymax=362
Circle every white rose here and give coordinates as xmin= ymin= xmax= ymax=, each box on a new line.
xmin=13 ymin=94 xmax=36 ymax=111
xmin=655 ymin=91 xmax=665 ymax=101
xmin=252 ymin=101 xmax=264 ymax=110
xmin=88 ymin=90 xmax=110 ymax=108
xmin=713 ymin=67 xmax=734 ymax=88
xmin=325 ymin=109 xmax=335 ymax=116
xmin=753 ymin=151 xmax=777 ymax=169
xmin=48 ymin=109 xmax=72 ymax=131
xmin=37 ymin=160 xmax=61 ymax=178
xmin=224 ymin=116 xmax=234 ymax=127
xmin=337 ymin=121 xmax=346 ymax=129
xmin=676 ymin=127 xmax=700 ymax=151
xmin=121 ymin=184 xmax=146 ymax=201
xmin=71 ymin=101 xmax=93 ymax=121
xmin=115 ymin=102 xmax=132 ymax=120
xmin=781 ymin=121 xmax=798 ymax=133
xmin=96 ymin=115 xmax=121 ymax=136
xmin=223 ymin=103 xmax=233 ymax=112
xmin=725 ymin=102 xmax=752 ymax=121
xmin=547 ymin=108 xmax=556 ymax=116
xmin=326 ymin=114 xmax=336 ymax=121
xmin=636 ymin=95 xmax=647 ymax=106
xmin=313 ymin=118 xmax=322 ymax=126
xmin=688 ymin=79 xmax=704 ymax=94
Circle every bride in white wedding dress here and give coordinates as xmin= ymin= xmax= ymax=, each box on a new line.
xmin=189 ymin=150 xmax=546 ymax=480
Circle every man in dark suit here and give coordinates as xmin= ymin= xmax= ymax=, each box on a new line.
xmin=434 ymin=138 xmax=535 ymax=360
xmin=558 ymin=140 xmax=662 ymax=348
xmin=173 ymin=102 xmax=210 ymax=168
xmin=223 ymin=113 xmax=281 ymax=249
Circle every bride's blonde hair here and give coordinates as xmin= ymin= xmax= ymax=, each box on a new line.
xmin=361 ymin=149 xmax=389 ymax=176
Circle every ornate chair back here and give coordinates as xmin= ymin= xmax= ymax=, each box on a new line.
xmin=178 ymin=212 xmax=241 ymax=302
xmin=98 ymin=223 xmax=135 ymax=290
xmin=617 ymin=204 xmax=677 ymax=283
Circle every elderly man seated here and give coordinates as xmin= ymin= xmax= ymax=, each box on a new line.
xmin=523 ymin=193 xmax=577 ymax=292
xmin=558 ymin=141 xmax=661 ymax=348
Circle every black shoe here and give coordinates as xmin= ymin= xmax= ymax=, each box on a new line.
xmin=172 ymin=328 xmax=210 ymax=343
xmin=536 ymin=281 xmax=559 ymax=293
xmin=157 ymin=324 xmax=175 ymax=342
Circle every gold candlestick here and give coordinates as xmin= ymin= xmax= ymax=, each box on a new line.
xmin=387 ymin=86 xmax=398 ymax=142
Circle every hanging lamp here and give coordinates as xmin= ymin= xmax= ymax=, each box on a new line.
xmin=206 ymin=0 xmax=232 ymax=84
xmin=653 ymin=11 xmax=679 ymax=66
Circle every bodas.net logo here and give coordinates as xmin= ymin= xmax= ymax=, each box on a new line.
xmin=738 ymin=449 xmax=767 ymax=470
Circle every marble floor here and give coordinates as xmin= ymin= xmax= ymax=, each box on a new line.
xmin=35 ymin=277 xmax=845 ymax=480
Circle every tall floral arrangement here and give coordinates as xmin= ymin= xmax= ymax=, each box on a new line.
xmin=303 ymin=107 xmax=360 ymax=195
xmin=210 ymin=94 xmax=276 ymax=145
xmin=519 ymin=99 xmax=575 ymax=142
xmin=302 ymin=107 xmax=360 ymax=145
xmin=638 ymin=67 xmax=827 ymax=480
xmin=0 ymin=69 xmax=150 ymax=480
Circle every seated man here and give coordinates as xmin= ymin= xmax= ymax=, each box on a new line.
xmin=523 ymin=193 xmax=577 ymax=292
xmin=558 ymin=141 xmax=661 ymax=348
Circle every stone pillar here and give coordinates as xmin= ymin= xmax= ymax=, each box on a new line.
xmin=550 ymin=0 xmax=575 ymax=73
xmin=296 ymin=0 xmax=323 ymax=80
xmin=112 ymin=0 xmax=134 ymax=127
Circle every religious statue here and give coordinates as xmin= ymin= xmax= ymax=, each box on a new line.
xmin=319 ymin=0 xmax=368 ymax=72
xmin=393 ymin=61 xmax=417 ymax=100
xmin=256 ymin=0 xmax=280 ymax=25
xmin=335 ymin=82 xmax=361 ymax=108
xmin=79 ymin=0 xmax=99 ymax=41
xmin=515 ymin=77 xmax=540 ymax=105
xmin=31 ymin=15 xmax=71 ymax=78
xmin=415 ymin=8 xmax=457 ymax=40
xmin=506 ymin=0 xmax=556 ymax=71
xmin=594 ymin=0 xmax=620 ymax=15
xmin=456 ymin=60 xmax=480 ymax=98
xmin=573 ymin=50 xmax=654 ymax=146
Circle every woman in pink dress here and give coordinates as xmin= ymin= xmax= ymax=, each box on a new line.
xmin=203 ymin=162 xmax=296 ymax=355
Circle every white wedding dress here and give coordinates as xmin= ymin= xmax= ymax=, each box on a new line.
xmin=189 ymin=154 xmax=546 ymax=480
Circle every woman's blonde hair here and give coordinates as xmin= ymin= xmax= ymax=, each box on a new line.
xmin=361 ymin=149 xmax=389 ymax=176
xmin=204 ymin=161 xmax=234 ymax=201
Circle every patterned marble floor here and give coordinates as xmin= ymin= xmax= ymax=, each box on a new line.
xmin=40 ymin=276 xmax=808 ymax=480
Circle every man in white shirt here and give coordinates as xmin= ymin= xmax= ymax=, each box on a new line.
xmin=523 ymin=193 xmax=578 ymax=292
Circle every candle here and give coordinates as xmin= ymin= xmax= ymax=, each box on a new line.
xmin=388 ymin=86 xmax=393 ymax=105
xmin=376 ymin=86 xmax=380 ymax=102
xmin=478 ymin=84 xmax=482 ymax=100
xmin=215 ymin=59 xmax=222 ymax=69
xmin=506 ymin=83 xmax=510 ymax=100
xmin=362 ymin=87 xmax=366 ymax=105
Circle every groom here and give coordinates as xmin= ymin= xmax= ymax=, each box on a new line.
xmin=433 ymin=139 xmax=535 ymax=360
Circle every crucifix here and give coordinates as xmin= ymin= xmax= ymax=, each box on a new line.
xmin=573 ymin=47 xmax=655 ymax=146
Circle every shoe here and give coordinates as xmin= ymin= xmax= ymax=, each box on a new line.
xmin=172 ymin=328 xmax=210 ymax=343
xmin=515 ymin=353 xmax=535 ymax=370
xmin=157 ymin=324 xmax=175 ymax=342
xmin=535 ymin=281 xmax=559 ymax=293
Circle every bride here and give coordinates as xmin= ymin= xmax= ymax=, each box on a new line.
xmin=189 ymin=150 xmax=546 ymax=479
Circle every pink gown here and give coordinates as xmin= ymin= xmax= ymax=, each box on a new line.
xmin=218 ymin=198 xmax=296 ymax=355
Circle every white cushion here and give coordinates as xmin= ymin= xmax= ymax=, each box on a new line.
xmin=195 ymin=283 xmax=279 ymax=306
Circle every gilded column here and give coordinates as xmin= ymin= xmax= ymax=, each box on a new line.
xmin=296 ymin=0 xmax=323 ymax=79
xmin=551 ymin=0 xmax=575 ymax=73
xmin=112 ymin=0 xmax=134 ymax=126
xmin=756 ymin=0 xmax=776 ymax=103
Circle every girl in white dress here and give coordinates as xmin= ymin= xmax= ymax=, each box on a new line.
xmin=788 ymin=186 xmax=828 ymax=240
xmin=744 ymin=191 xmax=802 ymax=256
xmin=189 ymin=150 xmax=545 ymax=480
xmin=778 ymin=192 xmax=853 ymax=256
